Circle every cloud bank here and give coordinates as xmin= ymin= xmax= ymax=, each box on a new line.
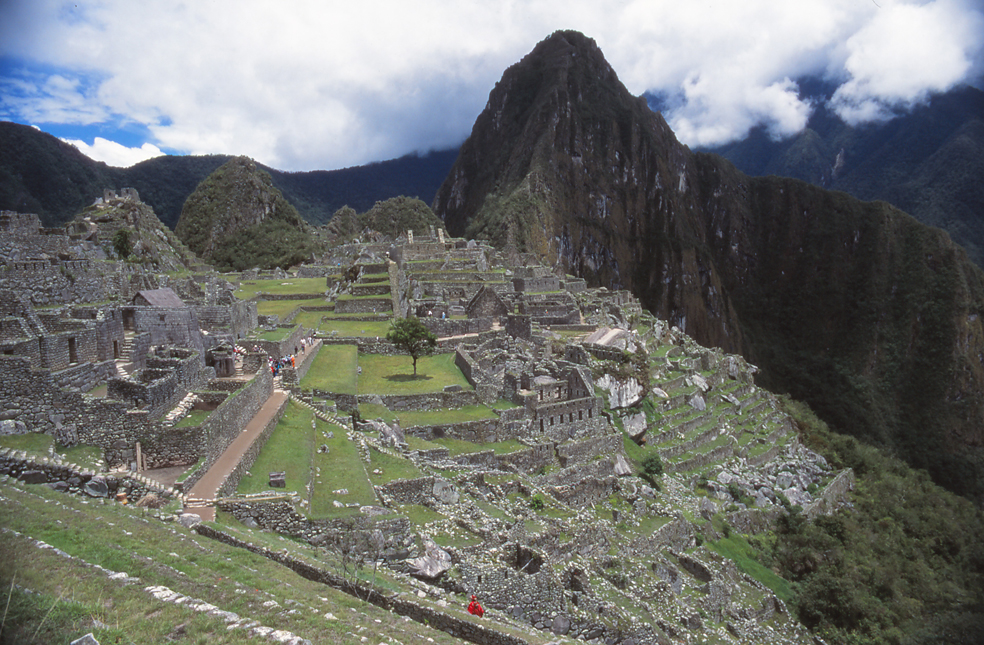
xmin=1 ymin=0 xmax=982 ymax=170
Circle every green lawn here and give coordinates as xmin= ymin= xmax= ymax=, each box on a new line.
xmin=234 ymin=278 xmax=327 ymax=299
xmin=320 ymin=319 xmax=393 ymax=338
xmin=256 ymin=299 xmax=322 ymax=319
xmin=173 ymin=409 xmax=210 ymax=428
xmin=300 ymin=344 xmax=358 ymax=394
xmin=0 ymin=434 xmax=102 ymax=470
xmin=237 ymin=401 xmax=314 ymax=497
xmin=358 ymin=403 xmax=496 ymax=427
xmin=257 ymin=327 xmax=293 ymax=341
xmin=358 ymin=352 xmax=471 ymax=394
xmin=367 ymin=447 xmax=422 ymax=484
xmin=309 ymin=420 xmax=377 ymax=518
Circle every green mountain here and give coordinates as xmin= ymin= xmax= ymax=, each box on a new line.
xmin=0 ymin=121 xmax=457 ymax=230
xmin=174 ymin=156 xmax=315 ymax=271
xmin=433 ymin=30 xmax=984 ymax=501
xmin=703 ymin=84 xmax=984 ymax=266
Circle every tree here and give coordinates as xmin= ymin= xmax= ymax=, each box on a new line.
xmin=112 ymin=228 xmax=132 ymax=259
xmin=386 ymin=316 xmax=437 ymax=376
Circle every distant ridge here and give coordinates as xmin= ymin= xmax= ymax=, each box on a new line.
xmin=0 ymin=121 xmax=458 ymax=230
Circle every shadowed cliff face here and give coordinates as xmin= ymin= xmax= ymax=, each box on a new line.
xmin=434 ymin=30 xmax=984 ymax=499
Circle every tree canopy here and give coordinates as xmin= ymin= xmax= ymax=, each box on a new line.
xmin=386 ymin=317 xmax=437 ymax=376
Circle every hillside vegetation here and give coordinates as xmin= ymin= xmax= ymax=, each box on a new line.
xmin=174 ymin=156 xmax=316 ymax=271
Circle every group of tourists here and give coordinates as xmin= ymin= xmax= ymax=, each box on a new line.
xmin=269 ymin=353 xmax=295 ymax=376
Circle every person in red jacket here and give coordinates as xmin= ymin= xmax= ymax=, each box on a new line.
xmin=467 ymin=594 xmax=484 ymax=617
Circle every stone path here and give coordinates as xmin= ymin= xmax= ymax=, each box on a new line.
xmin=184 ymin=388 xmax=289 ymax=521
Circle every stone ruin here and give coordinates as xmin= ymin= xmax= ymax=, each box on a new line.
xmin=0 ymin=218 xmax=844 ymax=645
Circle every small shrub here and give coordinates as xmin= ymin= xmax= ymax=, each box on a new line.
xmin=642 ymin=452 xmax=664 ymax=478
xmin=529 ymin=495 xmax=545 ymax=512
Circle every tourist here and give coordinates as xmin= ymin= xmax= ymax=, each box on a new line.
xmin=467 ymin=594 xmax=484 ymax=617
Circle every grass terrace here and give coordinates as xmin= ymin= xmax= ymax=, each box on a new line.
xmin=317 ymin=319 xmax=392 ymax=337
xmin=358 ymin=402 xmax=496 ymax=427
xmin=173 ymin=408 xmax=210 ymax=428
xmin=0 ymin=482 xmax=476 ymax=645
xmin=234 ymin=277 xmax=327 ymax=300
xmin=256 ymin=298 xmax=323 ymax=319
xmin=236 ymin=400 xmax=316 ymax=498
xmin=357 ymin=353 xmax=472 ymax=394
xmin=299 ymin=344 xmax=358 ymax=394
xmin=0 ymin=433 xmax=103 ymax=471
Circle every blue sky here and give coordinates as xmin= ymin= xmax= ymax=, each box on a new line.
xmin=2 ymin=0 xmax=983 ymax=170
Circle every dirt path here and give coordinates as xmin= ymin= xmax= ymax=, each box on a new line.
xmin=184 ymin=389 xmax=289 ymax=521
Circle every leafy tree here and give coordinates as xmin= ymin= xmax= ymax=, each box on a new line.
xmin=386 ymin=317 xmax=437 ymax=376
xmin=112 ymin=228 xmax=132 ymax=259
xmin=641 ymin=452 xmax=663 ymax=478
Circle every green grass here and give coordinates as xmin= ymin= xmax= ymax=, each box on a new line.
xmin=234 ymin=278 xmax=327 ymax=299
xmin=309 ymin=420 xmax=377 ymax=518
xmin=0 ymin=432 xmax=53 ymax=454
xmin=707 ymin=534 xmax=794 ymax=603
xmin=237 ymin=400 xmax=314 ymax=497
xmin=357 ymin=403 xmax=496 ymax=427
xmin=0 ymin=482 xmax=468 ymax=645
xmin=300 ymin=344 xmax=358 ymax=394
xmin=256 ymin=299 xmax=321 ymax=319
xmin=173 ymin=408 xmax=211 ymax=428
xmin=367 ymin=447 xmax=422 ymax=484
xmin=0 ymin=435 xmax=103 ymax=470
xmin=401 ymin=504 xmax=445 ymax=526
xmin=292 ymin=310 xmax=331 ymax=329
xmin=358 ymin=353 xmax=471 ymax=395
xmin=320 ymin=320 xmax=393 ymax=337
xmin=258 ymin=327 xmax=293 ymax=341
xmin=60 ymin=445 xmax=104 ymax=470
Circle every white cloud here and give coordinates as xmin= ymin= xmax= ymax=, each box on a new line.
xmin=2 ymin=0 xmax=983 ymax=168
xmin=829 ymin=0 xmax=984 ymax=124
xmin=62 ymin=137 xmax=164 ymax=167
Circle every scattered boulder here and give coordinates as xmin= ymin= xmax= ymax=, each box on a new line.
xmin=622 ymin=412 xmax=647 ymax=441
xmin=0 ymin=419 xmax=28 ymax=436
xmin=83 ymin=476 xmax=109 ymax=498
xmin=177 ymin=513 xmax=202 ymax=529
xmin=269 ymin=471 xmax=286 ymax=488
xmin=432 ymin=479 xmax=459 ymax=504
xmin=613 ymin=454 xmax=633 ymax=477
xmin=70 ymin=634 xmax=100 ymax=645
xmin=407 ymin=536 xmax=452 ymax=579
xmin=19 ymin=469 xmax=47 ymax=485
xmin=596 ymin=374 xmax=644 ymax=409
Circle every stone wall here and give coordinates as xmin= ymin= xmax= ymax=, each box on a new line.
xmin=180 ymin=368 xmax=273 ymax=492
xmin=359 ymin=390 xmax=479 ymax=412
xmin=546 ymin=474 xmax=619 ymax=507
xmin=193 ymin=299 xmax=257 ymax=340
xmin=375 ymin=476 xmax=435 ymax=506
xmin=194 ymin=524 xmax=529 ymax=645
xmin=555 ymin=434 xmax=621 ymax=467
xmin=532 ymin=396 xmax=606 ymax=443
xmin=422 ymin=317 xmax=493 ymax=338
xmin=404 ymin=418 xmax=502 ymax=443
xmin=216 ymin=395 xmax=289 ymax=497
xmin=127 ymin=306 xmax=204 ymax=353
xmin=0 ymin=447 xmax=176 ymax=502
